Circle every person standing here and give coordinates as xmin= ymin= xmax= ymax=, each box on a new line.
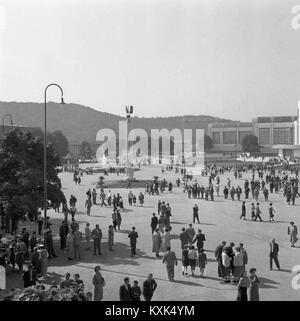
xmin=29 ymin=231 xmax=38 ymax=253
xmin=233 ymin=247 xmax=244 ymax=282
xmin=236 ymin=271 xmax=250 ymax=301
xmin=38 ymin=244 xmax=48 ymax=277
xmin=15 ymin=238 xmax=26 ymax=274
xmin=92 ymin=189 xmax=97 ymax=205
xmin=288 ymin=221 xmax=298 ymax=247
xmin=249 ymin=268 xmax=260 ymax=301
xmin=31 ymin=247 xmax=41 ymax=276
xmin=66 ymin=230 xmax=74 ymax=260
xmin=151 ymin=213 xmax=158 ymax=234
xmin=215 ymin=241 xmax=226 ymax=278
xmin=142 ymin=274 xmax=157 ymax=301
xmin=59 ymin=221 xmax=67 ymax=250
xmin=119 ymin=277 xmax=132 ymax=301
xmin=222 ymin=247 xmax=231 ymax=283
xmin=85 ymin=222 xmax=91 ymax=251
xmin=186 ymin=224 xmax=196 ymax=244
xmin=239 ymin=243 xmax=248 ymax=273
xmin=192 ymin=204 xmax=200 ymax=224
xmin=85 ymin=197 xmax=92 ymax=216
xmin=36 ymin=212 xmax=43 ymax=235
xmin=251 ymin=203 xmax=255 ymax=221
xmin=162 ymin=246 xmax=178 ymax=282
xmin=161 ymin=227 xmax=171 ymax=252
xmin=92 ymin=225 xmax=102 ymax=255
xmin=179 ymin=228 xmax=189 ymax=249
xmin=130 ymin=280 xmax=142 ymax=301
xmin=240 ymin=201 xmax=246 ymax=220
xmin=73 ymin=227 xmax=82 ymax=260
xmin=23 ymin=264 xmax=38 ymax=288
xmin=108 ymin=225 xmax=114 ymax=251
xmin=152 ymin=228 xmax=162 ymax=258
xmin=192 ymin=229 xmax=206 ymax=252
xmin=128 ymin=227 xmax=138 ymax=257
xmin=269 ymin=238 xmax=280 ymax=270
xmin=93 ymin=265 xmax=105 ymax=301
xmin=198 ymin=248 xmax=207 ymax=278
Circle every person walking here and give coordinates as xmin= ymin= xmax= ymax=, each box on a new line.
xmin=269 ymin=238 xmax=280 ymax=271
xmin=181 ymin=245 xmax=189 ymax=276
xmin=186 ymin=224 xmax=196 ymax=244
xmin=249 ymin=268 xmax=260 ymax=301
xmin=152 ymin=228 xmax=162 ymax=258
xmin=236 ymin=271 xmax=250 ymax=301
xmin=93 ymin=265 xmax=105 ymax=301
xmin=268 ymin=203 xmax=275 ymax=222
xmin=254 ymin=203 xmax=263 ymax=222
xmin=161 ymin=227 xmax=171 ymax=252
xmin=233 ymin=247 xmax=244 ymax=283
xmin=108 ymin=225 xmax=114 ymax=251
xmin=288 ymin=221 xmax=298 ymax=247
xmin=251 ymin=203 xmax=255 ymax=221
xmin=240 ymin=201 xmax=246 ymax=220
xmin=92 ymin=225 xmax=102 ymax=255
xmin=142 ymin=274 xmax=157 ymax=301
xmin=198 ymin=248 xmax=207 ymax=278
xmin=128 ymin=227 xmax=138 ymax=257
xmin=85 ymin=222 xmax=91 ymax=251
xmin=162 ymin=246 xmax=178 ymax=282
xmin=188 ymin=245 xmax=198 ymax=276
xmin=151 ymin=213 xmax=158 ymax=234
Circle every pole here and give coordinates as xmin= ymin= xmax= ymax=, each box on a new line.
xmin=44 ymin=84 xmax=64 ymax=246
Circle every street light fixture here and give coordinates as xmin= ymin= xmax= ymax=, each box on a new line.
xmin=125 ymin=105 xmax=133 ymax=179
xmin=43 ymin=83 xmax=65 ymax=245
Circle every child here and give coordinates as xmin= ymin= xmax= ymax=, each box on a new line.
xmin=198 ymin=248 xmax=208 ymax=278
xmin=132 ymin=195 xmax=137 ymax=206
xmin=182 ymin=245 xmax=189 ymax=275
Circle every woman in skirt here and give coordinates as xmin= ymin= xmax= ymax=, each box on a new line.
xmin=236 ymin=271 xmax=250 ymax=301
xmin=182 ymin=245 xmax=189 ymax=275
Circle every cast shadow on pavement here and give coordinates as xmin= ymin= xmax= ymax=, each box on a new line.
xmin=258 ymin=277 xmax=280 ymax=289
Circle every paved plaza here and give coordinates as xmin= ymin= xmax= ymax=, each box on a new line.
xmin=6 ymin=166 xmax=300 ymax=300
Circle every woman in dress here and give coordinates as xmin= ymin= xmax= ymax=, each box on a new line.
xmin=182 ymin=245 xmax=189 ymax=275
xmin=38 ymin=244 xmax=48 ymax=278
xmin=288 ymin=221 xmax=298 ymax=247
xmin=236 ymin=271 xmax=250 ymax=301
xmin=161 ymin=228 xmax=171 ymax=252
xmin=66 ymin=230 xmax=75 ymax=260
xmin=249 ymin=268 xmax=260 ymax=301
xmin=93 ymin=265 xmax=105 ymax=301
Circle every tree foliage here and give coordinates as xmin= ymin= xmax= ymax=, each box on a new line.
xmin=241 ymin=134 xmax=260 ymax=154
xmin=0 ymin=129 xmax=66 ymax=232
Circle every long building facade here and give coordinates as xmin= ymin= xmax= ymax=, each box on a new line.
xmin=208 ymin=103 xmax=300 ymax=157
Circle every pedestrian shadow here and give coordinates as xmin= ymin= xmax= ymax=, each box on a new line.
xmin=116 ymin=229 xmax=132 ymax=234
xmin=171 ymin=221 xmax=185 ymax=225
xmin=258 ymin=277 xmax=279 ymax=289
xmin=199 ymin=223 xmax=216 ymax=226
xmin=170 ymin=234 xmax=180 ymax=240
xmin=201 ymin=275 xmax=222 ymax=282
xmin=173 ymin=279 xmax=202 ymax=287
xmin=278 ymin=269 xmax=292 ymax=273
xmin=41 ymin=271 xmax=65 ymax=286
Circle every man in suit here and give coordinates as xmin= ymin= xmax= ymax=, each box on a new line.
xmin=215 ymin=241 xmax=226 ymax=278
xmin=142 ymin=273 xmax=158 ymax=301
xmin=128 ymin=227 xmax=138 ymax=257
xmin=162 ymin=246 xmax=177 ymax=282
xmin=179 ymin=228 xmax=189 ymax=249
xmin=119 ymin=277 xmax=132 ymax=301
xmin=151 ymin=213 xmax=158 ymax=234
xmin=269 ymin=238 xmax=280 ymax=270
xmin=192 ymin=229 xmax=206 ymax=252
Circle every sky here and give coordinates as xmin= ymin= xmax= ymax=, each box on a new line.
xmin=1 ymin=0 xmax=300 ymax=121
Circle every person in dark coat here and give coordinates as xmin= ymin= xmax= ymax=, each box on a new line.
xmin=119 ymin=277 xmax=132 ymax=301
xmin=151 ymin=213 xmax=158 ymax=234
xmin=59 ymin=221 xmax=67 ymax=250
xmin=236 ymin=271 xmax=250 ymax=301
xmin=128 ymin=227 xmax=138 ymax=257
xmin=23 ymin=264 xmax=38 ymax=288
xmin=130 ymin=280 xmax=141 ymax=301
xmin=142 ymin=273 xmax=157 ymax=301
xmin=215 ymin=241 xmax=226 ymax=278
xmin=192 ymin=229 xmax=206 ymax=252
xmin=269 ymin=238 xmax=280 ymax=270
xmin=31 ymin=247 xmax=41 ymax=275
xmin=240 ymin=201 xmax=246 ymax=220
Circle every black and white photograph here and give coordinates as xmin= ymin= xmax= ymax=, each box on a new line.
xmin=1 ymin=0 xmax=300 ymax=309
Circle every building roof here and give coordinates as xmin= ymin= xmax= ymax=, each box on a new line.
xmin=209 ymin=122 xmax=252 ymax=129
xmin=255 ymin=116 xmax=297 ymax=123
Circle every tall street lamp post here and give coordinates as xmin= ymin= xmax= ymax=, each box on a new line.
xmin=44 ymin=84 xmax=65 ymax=245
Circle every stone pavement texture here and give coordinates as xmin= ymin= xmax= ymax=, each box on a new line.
xmin=6 ymin=166 xmax=300 ymax=300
